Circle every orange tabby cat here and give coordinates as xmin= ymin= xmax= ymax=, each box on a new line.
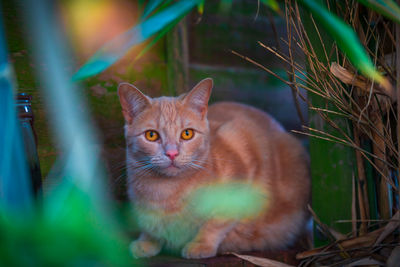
xmin=118 ymin=78 xmax=310 ymax=259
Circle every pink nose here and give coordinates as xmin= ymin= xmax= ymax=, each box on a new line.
xmin=165 ymin=150 xmax=179 ymax=160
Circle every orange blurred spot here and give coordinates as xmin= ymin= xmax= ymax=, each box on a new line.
xmin=61 ymin=0 xmax=139 ymax=59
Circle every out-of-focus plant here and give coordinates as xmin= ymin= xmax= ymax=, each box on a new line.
xmin=357 ymin=0 xmax=400 ymax=24
xmin=0 ymin=186 xmax=133 ymax=266
xmin=0 ymin=4 xmax=33 ymax=216
xmin=0 ymin=0 xmax=135 ymax=265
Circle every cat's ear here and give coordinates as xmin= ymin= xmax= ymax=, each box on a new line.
xmin=183 ymin=78 xmax=213 ymax=118
xmin=118 ymin=83 xmax=151 ymax=123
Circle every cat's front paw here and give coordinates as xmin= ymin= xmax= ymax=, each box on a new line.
xmin=130 ymin=240 xmax=161 ymax=258
xmin=181 ymin=241 xmax=217 ymax=259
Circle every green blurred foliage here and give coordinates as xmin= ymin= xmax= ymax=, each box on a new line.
xmin=189 ymin=182 xmax=268 ymax=220
xmin=357 ymin=0 xmax=400 ymax=24
xmin=0 ymin=183 xmax=136 ymax=266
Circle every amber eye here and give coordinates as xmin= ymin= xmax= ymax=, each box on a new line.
xmin=181 ymin=129 xmax=194 ymax=140
xmin=145 ymin=130 xmax=159 ymax=141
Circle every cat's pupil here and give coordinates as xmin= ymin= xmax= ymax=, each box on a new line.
xmin=185 ymin=130 xmax=189 ymax=136
xmin=150 ymin=131 xmax=154 ymax=137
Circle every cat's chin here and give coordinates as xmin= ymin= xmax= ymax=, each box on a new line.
xmin=160 ymin=165 xmax=182 ymax=177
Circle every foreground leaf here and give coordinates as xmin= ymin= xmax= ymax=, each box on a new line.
xmin=134 ymin=18 xmax=180 ymax=61
xmin=141 ymin=0 xmax=165 ymax=20
xmin=356 ymin=0 xmax=400 ymax=25
xmin=0 ymin=184 xmax=134 ymax=266
xmin=189 ymin=182 xmax=268 ymax=220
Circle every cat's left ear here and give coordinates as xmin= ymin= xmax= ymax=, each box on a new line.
xmin=118 ymin=82 xmax=151 ymax=124
xmin=183 ymin=78 xmax=213 ymax=119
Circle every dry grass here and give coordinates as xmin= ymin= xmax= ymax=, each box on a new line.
xmin=236 ymin=0 xmax=400 ymax=265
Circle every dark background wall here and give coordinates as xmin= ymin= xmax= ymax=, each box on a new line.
xmin=188 ymin=0 xmax=307 ymax=131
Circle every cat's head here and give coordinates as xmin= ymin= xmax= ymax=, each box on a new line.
xmin=118 ymin=78 xmax=213 ymax=177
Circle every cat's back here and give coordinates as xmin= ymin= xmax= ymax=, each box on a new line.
xmin=207 ymin=102 xmax=293 ymax=179
xmin=208 ymin=102 xmax=284 ymax=134
xmin=207 ymin=102 xmax=308 ymax=186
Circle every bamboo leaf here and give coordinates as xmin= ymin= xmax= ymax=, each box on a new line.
xmin=356 ymin=0 xmax=400 ymax=25
xmin=141 ymin=0 xmax=164 ymax=20
xmin=260 ymin=0 xmax=281 ymax=13
xmin=197 ymin=0 xmax=205 ymax=15
xmin=134 ymin=19 xmax=180 ymax=62
xmin=298 ymin=0 xmax=387 ymax=87
xmin=72 ymin=0 xmax=200 ymax=81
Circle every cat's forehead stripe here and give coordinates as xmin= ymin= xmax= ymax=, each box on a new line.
xmin=160 ymin=100 xmax=178 ymax=122
xmin=152 ymin=98 xmax=183 ymax=125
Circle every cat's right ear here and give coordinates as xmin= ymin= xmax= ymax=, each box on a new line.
xmin=118 ymin=83 xmax=151 ymax=124
xmin=183 ymin=78 xmax=213 ymax=119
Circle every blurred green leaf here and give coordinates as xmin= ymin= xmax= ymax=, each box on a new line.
xmin=73 ymin=0 xmax=200 ymax=81
xmin=298 ymin=0 xmax=386 ymax=85
xmin=197 ymin=0 xmax=205 ymax=15
xmin=134 ymin=19 xmax=179 ymax=61
xmin=135 ymin=0 xmax=181 ymax=61
xmin=260 ymin=0 xmax=281 ymax=14
xmin=189 ymin=182 xmax=268 ymax=220
xmin=0 ymin=21 xmax=33 ymax=215
xmin=0 ymin=183 xmax=135 ymax=266
xmin=356 ymin=0 xmax=400 ymax=24
xmin=6 ymin=0 xmax=138 ymax=265
xmin=141 ymin=0 xmax=165 ymax=20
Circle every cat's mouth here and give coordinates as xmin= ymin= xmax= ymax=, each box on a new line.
xmin=159 ymin=162 xmax=182 ymax=176
xmin=166 ymin=163 xmax=179 ymax=169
